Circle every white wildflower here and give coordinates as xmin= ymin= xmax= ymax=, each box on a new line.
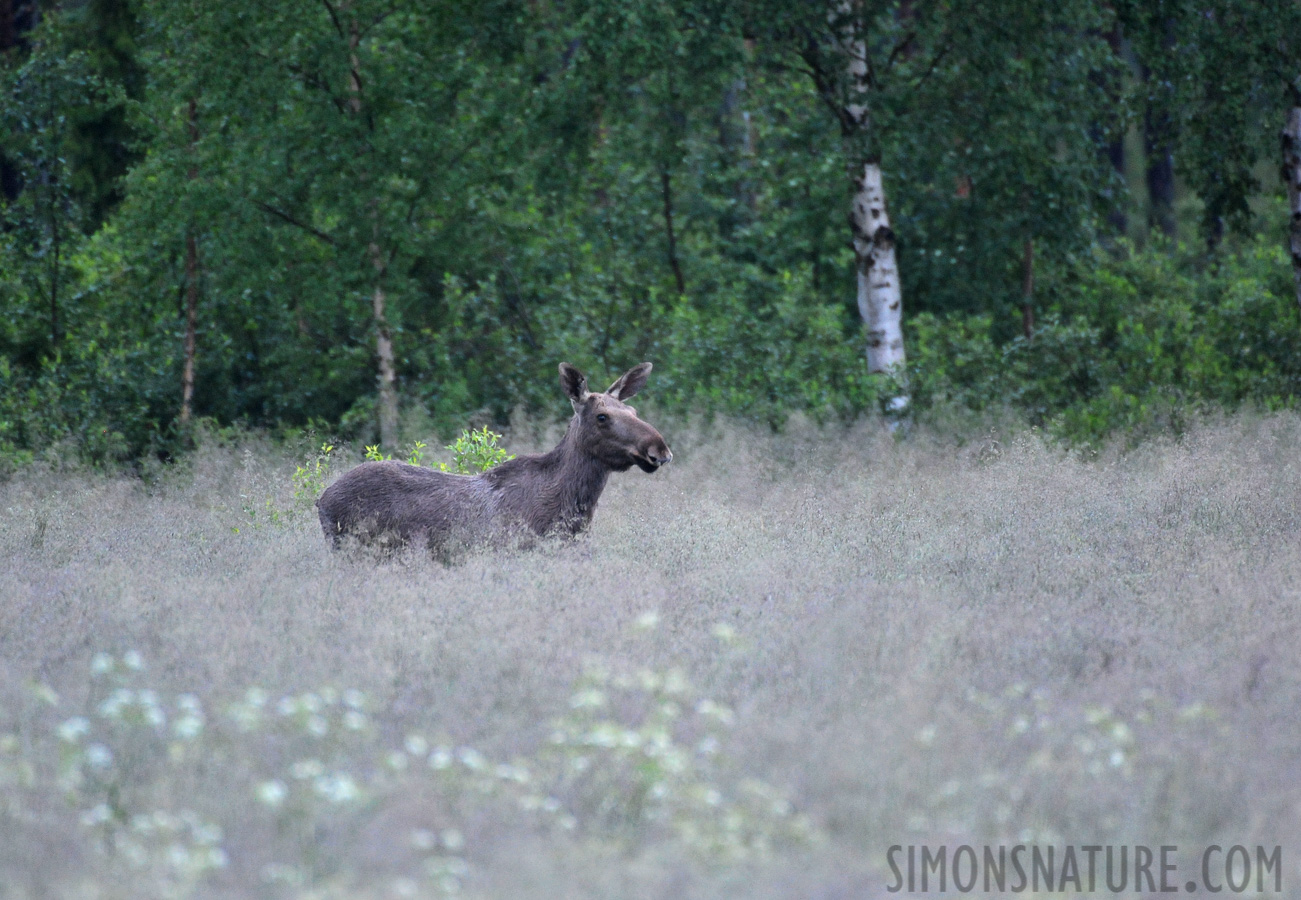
xmin=410 ymin=829 xmax=436 ymax=850
xmin=441 ymin=828 xmax=465 ymax=851
xmin=85 ymin=744 xmax=113 ymax=769
xmin=342 ymin=689 xmax=366 ymax=709
xmin=99 ymin=688 xmax=133 ymax=719
xmin=289 ymin=758 xmax=324 ymax=780
xmin=457 ymin=747 xmax=486 ymax=771
xmin=173 ymin=715 xmax=203 ymax=740
xmin=710 ymin=622 xmax=737 ymax=643
xmin=90 ymin=653 xmax=115 ymax=677
xmin=696 ymin=699 xmax=735 ymax=725
xmin=244 ymin=687 xmax=268 ymax=708
xmin=633 ymin=610 xmax=660 ymax=630
xmin=58 ymin=717 xmax=90 ymax=742
xmin=313 ymin=773 xmax=359 ymax=803
xmin=256 ymin=780 xmax=287 ymax=807
xmin=569 ymin=688 xmax=605 ymax=709
xmin=80 ymin=803 xmax=112 ymax=827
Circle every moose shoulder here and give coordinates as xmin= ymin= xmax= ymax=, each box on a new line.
xmin=315 ymin=362 xmax=672 ymax=552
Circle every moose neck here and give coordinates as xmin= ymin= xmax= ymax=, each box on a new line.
xmin=549 ymin=416 xmax=611 ymax=519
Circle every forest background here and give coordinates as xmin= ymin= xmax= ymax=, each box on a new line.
xmin=3 ymin=0 xmax=1301 ymax=464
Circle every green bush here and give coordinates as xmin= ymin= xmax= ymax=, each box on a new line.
xmin=909 ymin=236 xmax=1301 ymax=444
xmin=4 ymin=231 xmax=1300 ymax=469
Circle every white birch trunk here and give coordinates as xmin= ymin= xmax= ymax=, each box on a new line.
xmin=1283 ymin=105 xmax=1301 ymax=313
xmin=835 ymin=1 xmax=908 ymax=415
xmin=851 ymin=162 xmax=906 ymax=378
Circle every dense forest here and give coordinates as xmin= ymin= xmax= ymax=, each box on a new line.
xmin=2 ymin=0 xmax=1300 ymax=465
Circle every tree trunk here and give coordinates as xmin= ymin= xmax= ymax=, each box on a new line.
xmin=1104 ymin=137 xmax=1127 ymax=235
xmin=346 ymin=13 xmax=399 ymax=449
xmin=181 ymin=233 xmax=199 ymax=424
xmin=851 ymin=163 xmax=906 ymax=381
xmin=370 ymin=236 xmax=398 ymax=450
xmin=180 ymin=98 xmax=200 ymax=425
xmin=1099 ymin=24 xmax=1127 ymax=236
xmin=0 ymin=0 xmax=12 ymax=53
xmin=834 ymin=2 xmax=908 ymax=415
xmin=1284 ymin=105 xmax=1301 ymax=313
xmin=659 ymin=168 xmax=686 ymax=295
xmin=47 ymin=182 xmax=60 ymax=349
xmin=1144 ymin=107 xmax=1176 ymax=238
xmin=1021 ymin=236 xmax=1035 ymax=339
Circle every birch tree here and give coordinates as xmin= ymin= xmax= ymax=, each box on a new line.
xmin=1286 ymin=104 xmax=1301 ymax=309
xmin=741 ymin=0 xmax=1114 ymax=413
xmin=775 ymin=1 xmax=921 ymax=412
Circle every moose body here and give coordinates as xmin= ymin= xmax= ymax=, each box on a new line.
xmin=316 ymin=363 xmax=671 ymax=551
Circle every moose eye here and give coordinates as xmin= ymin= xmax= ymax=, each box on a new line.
xmin=596 ymin=414 xmax=608 ymax=423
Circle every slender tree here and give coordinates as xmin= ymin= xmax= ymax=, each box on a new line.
xmin=179 ymin=97 xmax=200 ymax=426
xmin=339 ymin=4 xmax=399 ymax=449
xmin=1127 ymin=0 xmax=1301 ymax=286
xmin=798 ymin=2 xmax=914 ymax=399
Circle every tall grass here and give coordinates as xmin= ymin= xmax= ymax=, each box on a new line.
xmin=1 ymin=413 xmax=1299 ymax=897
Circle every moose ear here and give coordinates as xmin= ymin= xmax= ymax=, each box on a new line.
xmin=606 ymin=362 xmax=653 ymax=400
xmin=559 ymin=362 xmax=590 ymax=408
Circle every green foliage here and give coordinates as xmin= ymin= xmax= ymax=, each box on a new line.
xmin=0 ymin=0 xmax=1298 ymax=464
xmin=440 ymin=426 xmax=515 ymax=475
xmin=910 ymin=235 xmax=1301 ymax=444
xmin=360 ymin=429 xmax=512 ymax=473
xmin=1118 ymin=0 xmax=1301 ymax=242
xmin=292 ymin=443 xmax=334 ymax=509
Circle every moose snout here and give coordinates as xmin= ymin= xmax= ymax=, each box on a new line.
xmin=646 ymin=445 xmax=672 ymax=467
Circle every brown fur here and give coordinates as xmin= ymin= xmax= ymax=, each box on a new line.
xmin=316 ymin=363 xmax=671 ymax=552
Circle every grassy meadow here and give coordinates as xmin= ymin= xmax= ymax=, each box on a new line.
xmin=1 ymin=413 xmax=1299 ymax=898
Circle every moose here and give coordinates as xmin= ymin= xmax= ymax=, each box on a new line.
xmin=316 ymin=362 xmax=671 ymax=552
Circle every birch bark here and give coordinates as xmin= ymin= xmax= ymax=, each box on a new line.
xmin=836 ymin=2 xmax=908 ymax=412
xmin=1283 ymin=105 xmax=1301 ymax=313
xmin=850 ymin=163 xmax=905 ymax=376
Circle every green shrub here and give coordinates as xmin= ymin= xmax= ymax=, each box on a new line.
xmin=362 ymin=428 xmax=514 ymax=474
xmin=909 ymin=236 xmax=1301 ymax=444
